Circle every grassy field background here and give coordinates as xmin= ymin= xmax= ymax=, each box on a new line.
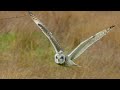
xmin=0 ymin=11 xmax=120 ymax=79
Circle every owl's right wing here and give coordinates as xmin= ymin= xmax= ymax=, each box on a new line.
xmin=28 ymin=11 xmax=62 ymax=53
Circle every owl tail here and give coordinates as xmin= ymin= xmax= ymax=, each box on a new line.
xmin=65 ymin=60 xmax=81 ymax=67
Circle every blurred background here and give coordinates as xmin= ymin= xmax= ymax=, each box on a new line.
xmin=0 ymin=11 xmax=120 ymax=79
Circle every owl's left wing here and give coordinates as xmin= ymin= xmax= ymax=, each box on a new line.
xmin=68 ymin=25 xmax=115 ymax=60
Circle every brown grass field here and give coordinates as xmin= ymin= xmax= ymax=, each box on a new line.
xmin=0 ymin=11 xmax=120 ymax=79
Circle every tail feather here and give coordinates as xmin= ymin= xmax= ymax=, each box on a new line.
xmin=65 ymin=60 xmax=81 ymax=67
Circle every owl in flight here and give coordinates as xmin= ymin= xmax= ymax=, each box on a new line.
xmin=28 ymin=11 xmax=115 ymax=67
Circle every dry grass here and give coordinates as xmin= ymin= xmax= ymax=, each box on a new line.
xmin=0 ymin=11 xmax=120 ymax=79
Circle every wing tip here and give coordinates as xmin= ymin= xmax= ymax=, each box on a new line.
xmin=28 ymin=11 xmax=33 ymax=16
xmin=110 ymin=25 xmax=115 ymax=29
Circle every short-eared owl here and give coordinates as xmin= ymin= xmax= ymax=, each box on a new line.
xmin=28 ymin=11 xmax=115 ymax=67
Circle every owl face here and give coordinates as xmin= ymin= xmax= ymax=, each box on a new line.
xmin=55 ymin=53 xmax=66 ymax=64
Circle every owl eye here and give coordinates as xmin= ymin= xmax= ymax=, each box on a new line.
xmin=56 ymin=56 xmax=58 ymax=59
xmin=60 ymin=56 xmax=64 ymax=59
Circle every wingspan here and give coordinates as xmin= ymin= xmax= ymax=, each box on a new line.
xmin=68 ymin=25 xmax=115 ymax=60
xmin=28 ymin=11 xmax=62 ymax=53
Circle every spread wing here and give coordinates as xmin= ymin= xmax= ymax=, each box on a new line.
xmin=68 ymin=25 xmax=115 ymax=60
xmin=28 ymin=11 xmax=62 ymax=53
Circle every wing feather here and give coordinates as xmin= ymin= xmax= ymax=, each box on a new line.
xmin=28 ymin=11 xmax=62 ymax=53
xmin=68 ymin=25 xmax=115 ymax=60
